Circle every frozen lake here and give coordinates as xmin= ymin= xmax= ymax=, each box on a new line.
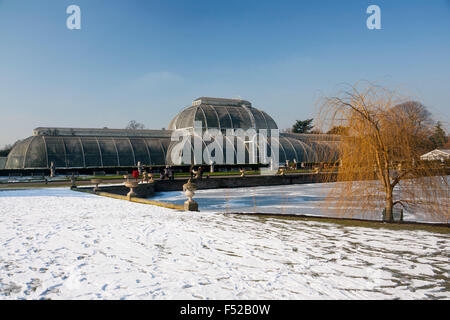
xmin=151 ymin=183 xmax=448 ymax=223
xmin=0 ymin=187 xmax=449 ymax=299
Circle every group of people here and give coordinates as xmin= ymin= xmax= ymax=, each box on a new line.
xmin=285 ymin=159 xmax=299 ymax=170
xmin=131 ymin=160 xmax=322 ymax=182
xmin=160 ymin=165 xmax=175 ymax=180
xmin=131 ymin=164 xmax=174 ymax=182
xmin=189 ymin=165 xmax=204 ymax=179
xmin=132 ymin=165 xmax=211 ymax=182
xmin=131 ymin=164 xmax=213 ymax=181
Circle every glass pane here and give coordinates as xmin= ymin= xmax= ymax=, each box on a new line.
xmin=24 ymin=136 xmax=47 ymax=168
xmin=201 ymin=105 xmax=219 ymax=129
xmin=146 ymin=139 xmax=165 ymax=165
xmin=160 ymin=138 xmax=170 ymax=156
xmin=168 ymin=113 xmax=179 ymax=130
xmin=64 ymin=137 xmax=84 ymax=168
xmin=251 ymin=109 xmax=267 ymax=129
xmin=178 ymin=108 xmax=197 ymax=129
xmin=280 ymin=137 xmax=296 ymax=162
xmin=215 ymin=106 xmax=232 ymax=129
xmin=6 ymin=137 xmax=33 ymax=168
xmin=81 ymin=137 xmax=102 ymax=167
xmin=236 ymin=107 xmax=252 ymax=129
xmin=194 ymin=107 xmax=207 ymax=129
xmin=261 ymin=111 xmax=278 ymax=129
xmin=114 ymin=138 xmax=134 ymax=166
xmin=45 ymin=136 xmax=66 ymax=168
xmin=289 ymin=138 xmax=308 ymax=163
xmin=227 ymin=106 xmax=245 ymax=129
xmin=98 ymin=138 xmax=119 ymax=167
xmin=129 ymin=138 xmax=151 ymax=165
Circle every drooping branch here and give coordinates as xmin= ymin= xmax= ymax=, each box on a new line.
xmin=318 ymin=82 xmax=449 ymax=222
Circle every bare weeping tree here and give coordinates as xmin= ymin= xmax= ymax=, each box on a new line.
xmin=319 ymin=82 xmax=449 ymax=222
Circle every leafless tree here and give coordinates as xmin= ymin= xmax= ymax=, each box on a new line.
xmin=126 ymin=120 xmax=145 ymax=131
xmin=319 ymin=82 xmax=449 ymax=222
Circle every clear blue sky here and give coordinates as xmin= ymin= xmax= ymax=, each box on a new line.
xmin=0 ymin=0 xmax=449 ymax=147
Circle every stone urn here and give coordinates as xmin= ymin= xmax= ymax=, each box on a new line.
xmin=70 ymin=174 xmax=77 ymax=189
xmin=125 ymin=180 xmax=139 ymax=199
xmin=182 ymin=179 xmax=198 ymax=211
xmin=50 ymin=161 xmax=56 ymax=178
xmin=91 ymin=178 xmax=102 ymax=193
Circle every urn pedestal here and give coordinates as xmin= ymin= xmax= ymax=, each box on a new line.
xmin=91 ymin=179 xmax=102 ymax=193
xmin=184 ymin=199 xmax=199 ymax=211
xmin=183 ymin=179 xmax=199 ymax=211
xmin=70 ymin=175 xmax=77 ymax=189
xmin=125 ymin=181 xmax=139 ymax=199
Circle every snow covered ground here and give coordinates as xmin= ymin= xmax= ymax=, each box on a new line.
xmin=0 ymin=187 xmax=449 ymax=300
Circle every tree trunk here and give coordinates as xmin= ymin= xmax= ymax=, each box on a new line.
xmin=384 ymin=194 xmax=394 ymax=222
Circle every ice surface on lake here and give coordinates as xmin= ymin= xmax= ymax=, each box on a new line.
xmin=151 ymin=183 xmax=448 ymax=223
xmin=0 ymin=187 xmax=448 ymax=299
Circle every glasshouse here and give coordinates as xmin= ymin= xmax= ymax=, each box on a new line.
xmin=4 ymin=97 xmax=339 ymax=169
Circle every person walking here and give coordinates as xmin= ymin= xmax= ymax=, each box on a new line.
xmin=168 ymin=166 xmax=174 ymax=181
xmin=164 ymin=165 xmax=169 ymax=180
xmin=132 ymin=169 xmax=140 ymax=181
xmin=137 ymin=161 xmax=143 ymax=175
xmin=189 ymin=165 xmax=194 ymax=179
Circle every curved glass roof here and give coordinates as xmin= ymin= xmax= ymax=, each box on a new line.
xmin=276 ymin=136 xmax=339 ymax=164
xmin=6 ymin=133 xmax=339 ymax=169
xmin=5 ymin=136 xmax=170 ymax=169
xmin=168 ymin=98 xmax=278 ymax=131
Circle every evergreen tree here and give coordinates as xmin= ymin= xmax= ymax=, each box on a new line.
xmin=429 ymin=122 xmax=448 ymax=149
xmin=0 ymin=144 xmax=13 ymax=157
xmin=292 ymin=119 xmax=314 ymax=134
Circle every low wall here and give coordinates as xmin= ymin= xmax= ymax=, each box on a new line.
xmin=95 ymin=191 xmax=184 ymax=210
xmin=77 ymin=173 xmax=336 ymax=198
xmin=78 ymin=182 xmax=155 ymax=198
xmin=154 ymin=173 xmax=336 ymax=192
